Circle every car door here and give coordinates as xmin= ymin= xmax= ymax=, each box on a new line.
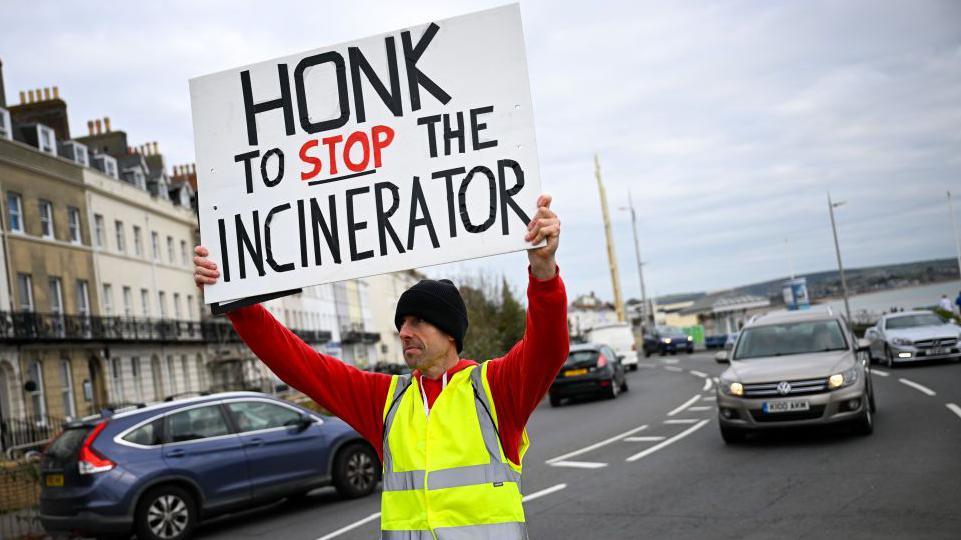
xmin=605 ymin=346 xmax=623 ymax=384
xmin=162 ymin=402 xmax=251 ymax=508
xmin=224 ymin=399 xmax=332 ymax=499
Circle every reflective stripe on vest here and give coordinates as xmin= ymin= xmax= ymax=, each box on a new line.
xmin=380 ymin=363 xmax=528 ymax=539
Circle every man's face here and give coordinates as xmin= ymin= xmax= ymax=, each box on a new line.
xmin=398 ymin=315 xmax=455 ymax=370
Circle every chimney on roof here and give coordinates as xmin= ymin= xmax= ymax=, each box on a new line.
xmin=19 ymin=91 xmax=25 ymax=104
xmin=43 ymin=87 xmax=51 ymax=101
xmin=104 ymin=116 xmax=110 ymax=132
xmin=152 ymin=141 xmax=159 ymax=155
xmin=94 ymin=118 xmax=102 ymax=135
xmin=34 ymin=88 xmax=41 ymax=102
xmin=53 ymin=86 xmax=59 ymax=100
xmin=26 ymin=89 xmax=34 ymax=103
xmin=88 ymin=120 xmax=94 ymax=135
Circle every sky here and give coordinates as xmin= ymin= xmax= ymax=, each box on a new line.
xmin=2 ymin=0 xmax=960 ymax=303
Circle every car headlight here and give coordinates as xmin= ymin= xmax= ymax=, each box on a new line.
xmin=891 ymin=337 xmax=912 ymax=347
xmin=828 ymin=367 xmax=859 ymax=389
xmin=720 ymin=380 xmax=743 ymax=396
xmin=661 ymin=338 xmax=671 ymax=344
xmin=687 ymin=336 xmax=693 ymax=342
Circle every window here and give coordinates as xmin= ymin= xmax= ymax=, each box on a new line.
xmin=180 ymin=355 xmax=190 ymax=391
xmin=60 ymin=359 xmax=76 ymax=418
xmin=123 ymin=287 xmax=133 ymax=317
xmin=39 ymin=200 xmax=54 ymax=239
xmin=115 ymin=220 xmax=125 ymax=253
xmin=166 ymin=355 xmax=177 ymax=394
xmin=180 ymin=240 xmax=188 ymax=266
xmin=94 ymin=214 xmax=105 ymax=248
xmin=151 ymin=232 xmax=160 ymax=261
xmin=226 ymin=401 xmax=304 ymax=433
xmin=158 ymin=291 xmax=167 ymax=319
xmin=75 ymin=280 xmax=90 ymax=316
xmin=122 ymin=419 xmax=163 ymax=446
xmin=173 ymin=293 xmax=182 ymax=319
xmin=48 ymin=277 xmax=64 ymax=314
xmin=38 ymin=125 xmax=56 ymax=155
xmin=67 ymin=207 xmax=81 ymax=244
xmin=7 ymin=193 xmax=23 ymax=233
xmin=140 ymin=289 xmax=150 ymax=318
xmin=167 ymin=236 xmax=175 ymax=263
xmin=0 ymin=108 xmax=10 ymax=140
xmin=102 ymin=283 xmax=114 ymax=316
xmin=27 ymin=360 xmax=46 ymax=417
xmin=187 ymin=295 xmax=195 ymax=321
xmin=17 ymin=274 xmax=33 ymax=312
xmin=130 ymin=358 xmax=143 ymax=402
xmin=166 ymin=405 xmax=230 ymax=443
xmin=110 ymin=358 xmax=124 ymax=402
xmin=195 ymin=355 xmax=207 ymax=391
xmin=133 ymin=226 xmax=143 ymax=256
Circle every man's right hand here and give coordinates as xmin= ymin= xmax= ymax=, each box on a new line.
xmin=193 ymin=245 xmax=220 ymax=289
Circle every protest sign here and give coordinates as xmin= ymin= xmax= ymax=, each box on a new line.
xmin=189 ymin=4 xmax=541 ymax=305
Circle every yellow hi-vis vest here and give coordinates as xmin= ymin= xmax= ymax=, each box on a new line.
xmin=380 ymin=362 xmax=530 ymax=539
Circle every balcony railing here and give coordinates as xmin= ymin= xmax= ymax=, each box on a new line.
xmin=0 ymin=312 xmax=331 ymax=344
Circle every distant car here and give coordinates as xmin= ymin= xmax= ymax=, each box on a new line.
xmin=549 ymin=343 xmax=628 ymax=406
xmin=585 ymin=322 xmax=640 ymax=370
xmin=704 ymin=334 xmax=728 ymax=349
xmin=865 ymin=310 xmax=961 ymax=367
xmin=724 ymin=331 xmax=740 ymax=351
xmin=714 ymin=309 xmax=875 ymax=443
xmin=39 ymin=392 xmax=379 ymax=540
xmin=643 ymin=326 xmax=694 ymax=356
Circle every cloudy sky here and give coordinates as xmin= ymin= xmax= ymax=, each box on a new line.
xmin=2 ymin=1 xmax=959 ymax=302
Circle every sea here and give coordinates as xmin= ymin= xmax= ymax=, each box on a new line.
xmin=816 ymin=280 xmax=961 ymax=322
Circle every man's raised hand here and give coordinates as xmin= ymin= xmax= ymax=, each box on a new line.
xmin=193 ymin=245 xmax=220 ymax=288
xmin=525 ymin=194 xmax=560 ymax=280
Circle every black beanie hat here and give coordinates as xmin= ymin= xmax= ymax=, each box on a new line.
xmin=394 ymin=279 xmax=468 ymax=353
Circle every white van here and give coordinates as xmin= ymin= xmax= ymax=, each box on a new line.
xmin=586 ymin=322 xmax=640 ymax=371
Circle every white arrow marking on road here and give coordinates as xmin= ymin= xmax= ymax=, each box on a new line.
xmin=690 ymin=370 xmax=708 ymax=378
xmin=550 ymin=460 xmax=608 ymax=469
xmin=667 ymin=394 xmax=702 ymax=416
xmin=665 ymin=366 xmax=683 ymax=372
xmin=627 ymin=420 xmax=710 ymax=462
xmin=546 ymin=424 xmax=649 ymax=464
xmin=523 ymin=483 xmax=567 ymax=502
xmin=701 ymin=395 xmax=715 ymax=401
xmin=664 ymin=419 xmax=700 ymax=424
xmin=702 ymin=378 xmax=713 ymax=391
xmin=946 ymin=403 xmax=961 ymax=420
xmin=872 ymin=369 xmax=889 ymax=377
xmin=687 ymin=406 xmax=713 ymax=412
xmin=624 ymin=436 xmax=666 ymax=442
xmin=316 ymin=512 xmax=381 ymax=540
xmin=898 ymin=378 xmax=936 ymax=396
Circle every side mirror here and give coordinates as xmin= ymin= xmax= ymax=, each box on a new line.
xmin=856 ymin=338 xmax=871 ymax=352
xmin=714 ymin=351 xmax=729 ymax=364
xmin=289 ymin=413 xmax=313 ymax=431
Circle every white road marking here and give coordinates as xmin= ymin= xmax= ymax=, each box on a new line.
xmin=701 ymin=395 xmax=715 ymax=401
xmin=690 ymin=370 xmax=708 ymax=378
xmin=946 ymin=403 xmax=961 ymax=420
xmin=662 ymin=358 xmax=679 ymax=364
xmin=712 ymin=377 xmax=720 ymax=384
xmin=549 ymin=460 xmax=608 ymax=469
xmin=627 ymin=420 xmax=710 ymax=462
xmin=898 ymin=378 xmax=936 ymax=396
xmin=667 ymin=394 xmax=702 ymax=416
xmin=546 ymin=425 xmax=649 ymax=464
xmin=702 ymin=378 xmax=713 ymax=391
xmin=637 ymin=362 xmax=656 ymax=368
xmin=316 ymin=512 xmax=381 ymax=540
xmin=624 ymin=436 xmax=666 ymax=442
xmin=687 ymin=406 xmax=713 ymax=412
xmin=523 ymin=483 xmax=567 ymax=502
xmin=872 ymin=369 xmax=889 ymax=377
xmin=664 ymin=419 xmax=700 ymax=424
xmin=665 ymin=366 xmax=683 ymax=372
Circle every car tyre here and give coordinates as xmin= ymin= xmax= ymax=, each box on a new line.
xmin=719 ymin=424 xmax=745 ymax=444
xmin=606 ymin=378 xmax=620 ymax=399
xmin=629 ymin=364 xmax=638 ymax=372
xmin=332 ymin=443 xmax=379 ymax=499
xmin=620 ymin=377 xmax=629 ymax=392
xmin=134 ymin=485 xmax=197 ymax=540
xmin=884 ymin=345 xmax=896 ymax=368
xmin=853 ymin=401 xmax=874 ymax=436
xmin=549 ymin=393 xmax=562 ymax=407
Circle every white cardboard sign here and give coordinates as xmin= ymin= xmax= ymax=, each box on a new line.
xmin=189 ymin=4 xmax=541 ymax=304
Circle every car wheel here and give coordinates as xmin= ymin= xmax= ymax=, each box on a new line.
xmin=629 ymin=364 xmax=638 ymax=372
xmin=620 ymin=377 xmax=629 ymax=392
xmin=884 ymin=346 xmax=896 ymax=368
xmin=333 ymin=443 xmax=379 ymax=499
xmin=549 ymin=393 xmax=562 ymax=407
xmin=134 ymin=485 xmax=197 ymax=540
xmin=607 ymin=378 xmax=620 ymax=399
xmin=853 ymin=400 xmax=874 ymax=436
xmin=719 ymin=424 xmax=745 ymax=444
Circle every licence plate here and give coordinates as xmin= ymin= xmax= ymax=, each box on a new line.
xmin=930 ymin=347 xmax=944 ymax=355
xmin=45 ymin=474 xmax=64 ymax=487
xmin=762 ymin=400 xmax=810 ymax=413
xmin=564 ymin=368 xmax=588 ymax=377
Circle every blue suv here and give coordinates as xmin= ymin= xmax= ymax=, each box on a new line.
xmin=39 ymin=392 xmax=379 ymax=540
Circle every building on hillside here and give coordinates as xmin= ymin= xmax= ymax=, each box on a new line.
xmin=366 ymin=270 xmax=423 ymax=365
xmin=679 ymin=291 xmax=773 ymax=336
xmin=568 ymin=292 xmax=618 ymax=339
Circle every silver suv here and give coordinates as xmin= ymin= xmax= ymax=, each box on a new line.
xmin=714 ymin=308 xmax=875 ymax=443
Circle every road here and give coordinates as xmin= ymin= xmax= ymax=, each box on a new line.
xmin=194 ymin=351 xmax=961 ymax=539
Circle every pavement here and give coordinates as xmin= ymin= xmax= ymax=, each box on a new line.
xmin=191 ymin=351 xmax=961 ymax=540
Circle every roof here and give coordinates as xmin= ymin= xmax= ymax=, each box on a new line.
xmin=109 ymin=391 xmax=267 ymax=420
xmin=748 ymin=307 xmax=840 ymax=327
xmin=881 ymin=309 xmax=935 ymax=320
xmin=680 ymin=290 xmax=771 ymax=315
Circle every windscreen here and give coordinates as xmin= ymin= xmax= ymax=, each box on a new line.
xmin=886 ymin=314 xmax=944 ymax=329
xmin=734 ymin=320 xmax=847 ymax=360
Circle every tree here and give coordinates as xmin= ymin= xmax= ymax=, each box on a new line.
xmin=457 ymin=273 xmax=527 ymax=361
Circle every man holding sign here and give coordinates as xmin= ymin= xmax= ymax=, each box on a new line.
xmin=193 ymin=193 xmax=566 ymax=538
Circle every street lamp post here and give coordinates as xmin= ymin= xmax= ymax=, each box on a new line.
xmin=827 ymin=192 xmax=853 ymax=326
xmin=621 ymin=191 xmax=652 ymax=329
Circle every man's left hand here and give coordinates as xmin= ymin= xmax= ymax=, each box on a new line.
xmin=525 ymin=194 xmax=560 ymax=280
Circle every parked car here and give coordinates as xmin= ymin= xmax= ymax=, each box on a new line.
xmin=586 ymin=322 xmax=640 ymax=370
xmin=642 ymin=326 xmax=694 ymax=356
xmin=39 ymin=392 xmax=379 ymax=540
xmin=864 ymin=310 xmax=961 ymax=367
xmin=704 ymin=334 xmax=728 ymax=349
xmin=714 ymin=308 xmax=875 ymax=443
xmin=549 ymin=343 xmax=628 ymax=406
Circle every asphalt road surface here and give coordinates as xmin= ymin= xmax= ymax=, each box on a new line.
xmin=193 ymin=351 xmax=961 ymax=540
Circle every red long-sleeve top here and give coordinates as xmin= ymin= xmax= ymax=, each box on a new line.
xmin=226 ymin=269 xmax=569 ymax=464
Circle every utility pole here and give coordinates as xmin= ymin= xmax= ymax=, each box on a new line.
xmin=827 ymin=192 xmax=852 ymax=326
xmin=595 ymin=154 xmax=625 ymax=321
xmin=949 ymin=191 xmax=961 ymax=281
xmin=625 ymin=190 xmax=651 ymax=328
